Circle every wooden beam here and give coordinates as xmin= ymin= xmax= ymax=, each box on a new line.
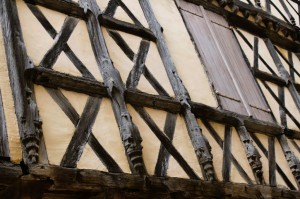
xmin=24 ymin=0 xmax=85 ymax=19
xmin=154 ymin=113 xmax=177 ymax=177
xmin=60 ymin=97 xmax=101 ymax=168
xmin=260 ymin=81 xmax=300 ymax=129
xmin=140 ymin=0 xmax=216 ymax=181
xmin=126 ymin=40 xmax=150 ymax=89
xmin=26 ymin=3 xmax=94 ymax=79
xmin=278 ymin=134 xmax=300 ymax=189
xmin=2 ymin=164 xmax=300 ymax=198
xmin=108 ymin=30 xmax=169 ymax=96
xmin=26 ymin=67 xmax=180 ymax=112
xmin=99 ymin=15 xmax=156 ymax=42
xmin=264 ymin=39 xmax=300 ymax=114
xmin=268 ymin=136 xmax=277 ymax=187
xmin=79 ymin=0 xmax=147 ymax=175
xmin=236 ymin=124 xmax=265 ymax=184
xmin=222 ymin=125 xmax=232 ymax=182
xmin=0 ymin=90 xmax=9 ymax=160
xmin=1 ymin=0 xmax=41 ymax=164
xmin=202 ymin=120 xmax=252 ymax=184
xmin=253 ymin=69 xmax=300 ymax=91
xmin=25 ymin=67 xmax=300 ymax=139
xmin=46 ymin=88 xmax=123 ymax=173
xmin=39 ymin=17 xmax=79 ymax=69
xmin=134 ymin=107 xmax=199 ymax=179
xmin=251 ymin=133 xmax=296 ymax=190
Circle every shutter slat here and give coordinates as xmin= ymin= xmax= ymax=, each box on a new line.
xmin=212 ymin=24 xmax=273 ymax=122
xmin=179 ymin=2 xmax=274 ymax=123
xmin=181 ymin=10 xmax=248 ymax=115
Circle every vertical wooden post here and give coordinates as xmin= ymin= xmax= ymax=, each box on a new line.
xmin=0 ymin=0 xmax=41 ymax=164
xmin=0 ymin=90 xmax=10 ymax=160
xmin=79 ymin=0 xmax=147 ymax=175
xmin=265 ymin=39 xmax=300 ymax=114
xmin=236 ymin=122 xmax=265 ymax=184
xmin=139 ymin=0 xmax=216 ymax=181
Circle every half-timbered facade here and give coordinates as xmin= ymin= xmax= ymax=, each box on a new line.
xmin=1 ymin=0 xmax=300 ymax=198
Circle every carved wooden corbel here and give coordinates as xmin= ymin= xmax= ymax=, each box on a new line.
xmin=21 ymin=86 xmax=41 ymax=164
xmin=278 ymin=134 xmax=300 ymax=187
xmin=79 ymin=0 xmax=147 ymax=175
xmin=139 ymin=0 xmax=216 ymax=181
xmin=236 ymin=121 xmax=264 ymax=184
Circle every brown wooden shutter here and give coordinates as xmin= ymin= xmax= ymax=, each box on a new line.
xmin=178 ymin=0 xmax=273 ymax=123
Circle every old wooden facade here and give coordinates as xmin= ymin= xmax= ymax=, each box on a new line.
xmin=1 ymin=0 xmax=300 ymax=198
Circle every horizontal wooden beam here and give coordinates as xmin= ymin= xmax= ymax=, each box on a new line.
xmin=99 ymin=15 xmax=156 ymax=41
xmin=184 ymin=0 xmax=300 ymax=52
xmin=25 ymin=0 xmax=157 ymax=43
xmin=1 ymin=165 xmax=300 ymax=198
xmin=24 ymin=0 xmax=85 ymax=19
xmin=25 ymin=67 xmax=300 ymax=139
xmin=25 ymin=67 xmax=181 ymax=113
xmin=253 ymin=69 xmax=300 ymax=91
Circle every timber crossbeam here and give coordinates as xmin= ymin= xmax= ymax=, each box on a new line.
xmin=26 ymin=67 xmax=300 ymax=139
xmin=1 ymin=164 xmax=300 ymax=198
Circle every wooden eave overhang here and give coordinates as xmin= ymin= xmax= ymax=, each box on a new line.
xmin=183 ymin=0 xmax=300 ymax=52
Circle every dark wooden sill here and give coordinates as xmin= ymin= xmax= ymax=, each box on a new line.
xmin=1 ymin=164 xmax=300 ymax=198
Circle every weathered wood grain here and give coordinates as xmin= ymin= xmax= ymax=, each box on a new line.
xmin=26 ymin=67 xmax=300 ymax=139
xmin=126 ymin=40 xmax=150 ymax=89
xmin=25 ymin=0 xmax=300 ymax=51
xmin=222 ymin=125 xmax=232 ymax=182
xmin=253 ymin=37 xmax=259 ymax=70
xmin=260 ymin=81 xmax=300 ymax=129
xmin=1 ymin=0 xmax=42 ymax=164
xmin=46 ymin=88 xmax=122 ymax=173
xmin=26 ymin=4 xmax=94 ymax=79
xmin=60 ymin=97 xmax=101 ymax=168
xmin=235 ymin=29 xmax=277 ymax=75
xmin=0 ymin=90 xmax=9 ymax=160
xmin=99 ymin=15 xmax=156 ymax=42
xmin=268 ymin=136 xmax=276 ymax=187
xmin=236 ymin=124 xmax=265 ymax=184
xmin=134 ymin=106 xmax=199 ymax=179
xmin=26 ymin=67 xmax=180 ymax=112
xmin=251 ymin=133 xmax=296 ymax=190
xmin=140 ymin=0 xmax=216 ymax=181
xmin=39 ymin=17 xmax=79 ymax=69
xmin=103 ymin=0 xmax=118 ymax=16
xmin=154 ymin=113 xmax=177 ymax=177
xmin=24 ymin=0 xmax=85 ymax=19
xmin=277 ymin=134 xmax=300 ymax=189
xmin=108 ymin=30 xmax=169 ymax=96
xmin=275 ymin=46 xmax=300 ymax=78
xmin=264 ymin=39 xmax=300 ymax=114
xmin=2 ymin=164 xmax=300 ymax=198
xmin=202 ymin=119 xmax=253 ymax=184
xmin=79 ymin=0 xmax=147 ymax=175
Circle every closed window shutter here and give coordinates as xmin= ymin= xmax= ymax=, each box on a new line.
xmin=178 ymin=0 xmax=273 ymax=123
